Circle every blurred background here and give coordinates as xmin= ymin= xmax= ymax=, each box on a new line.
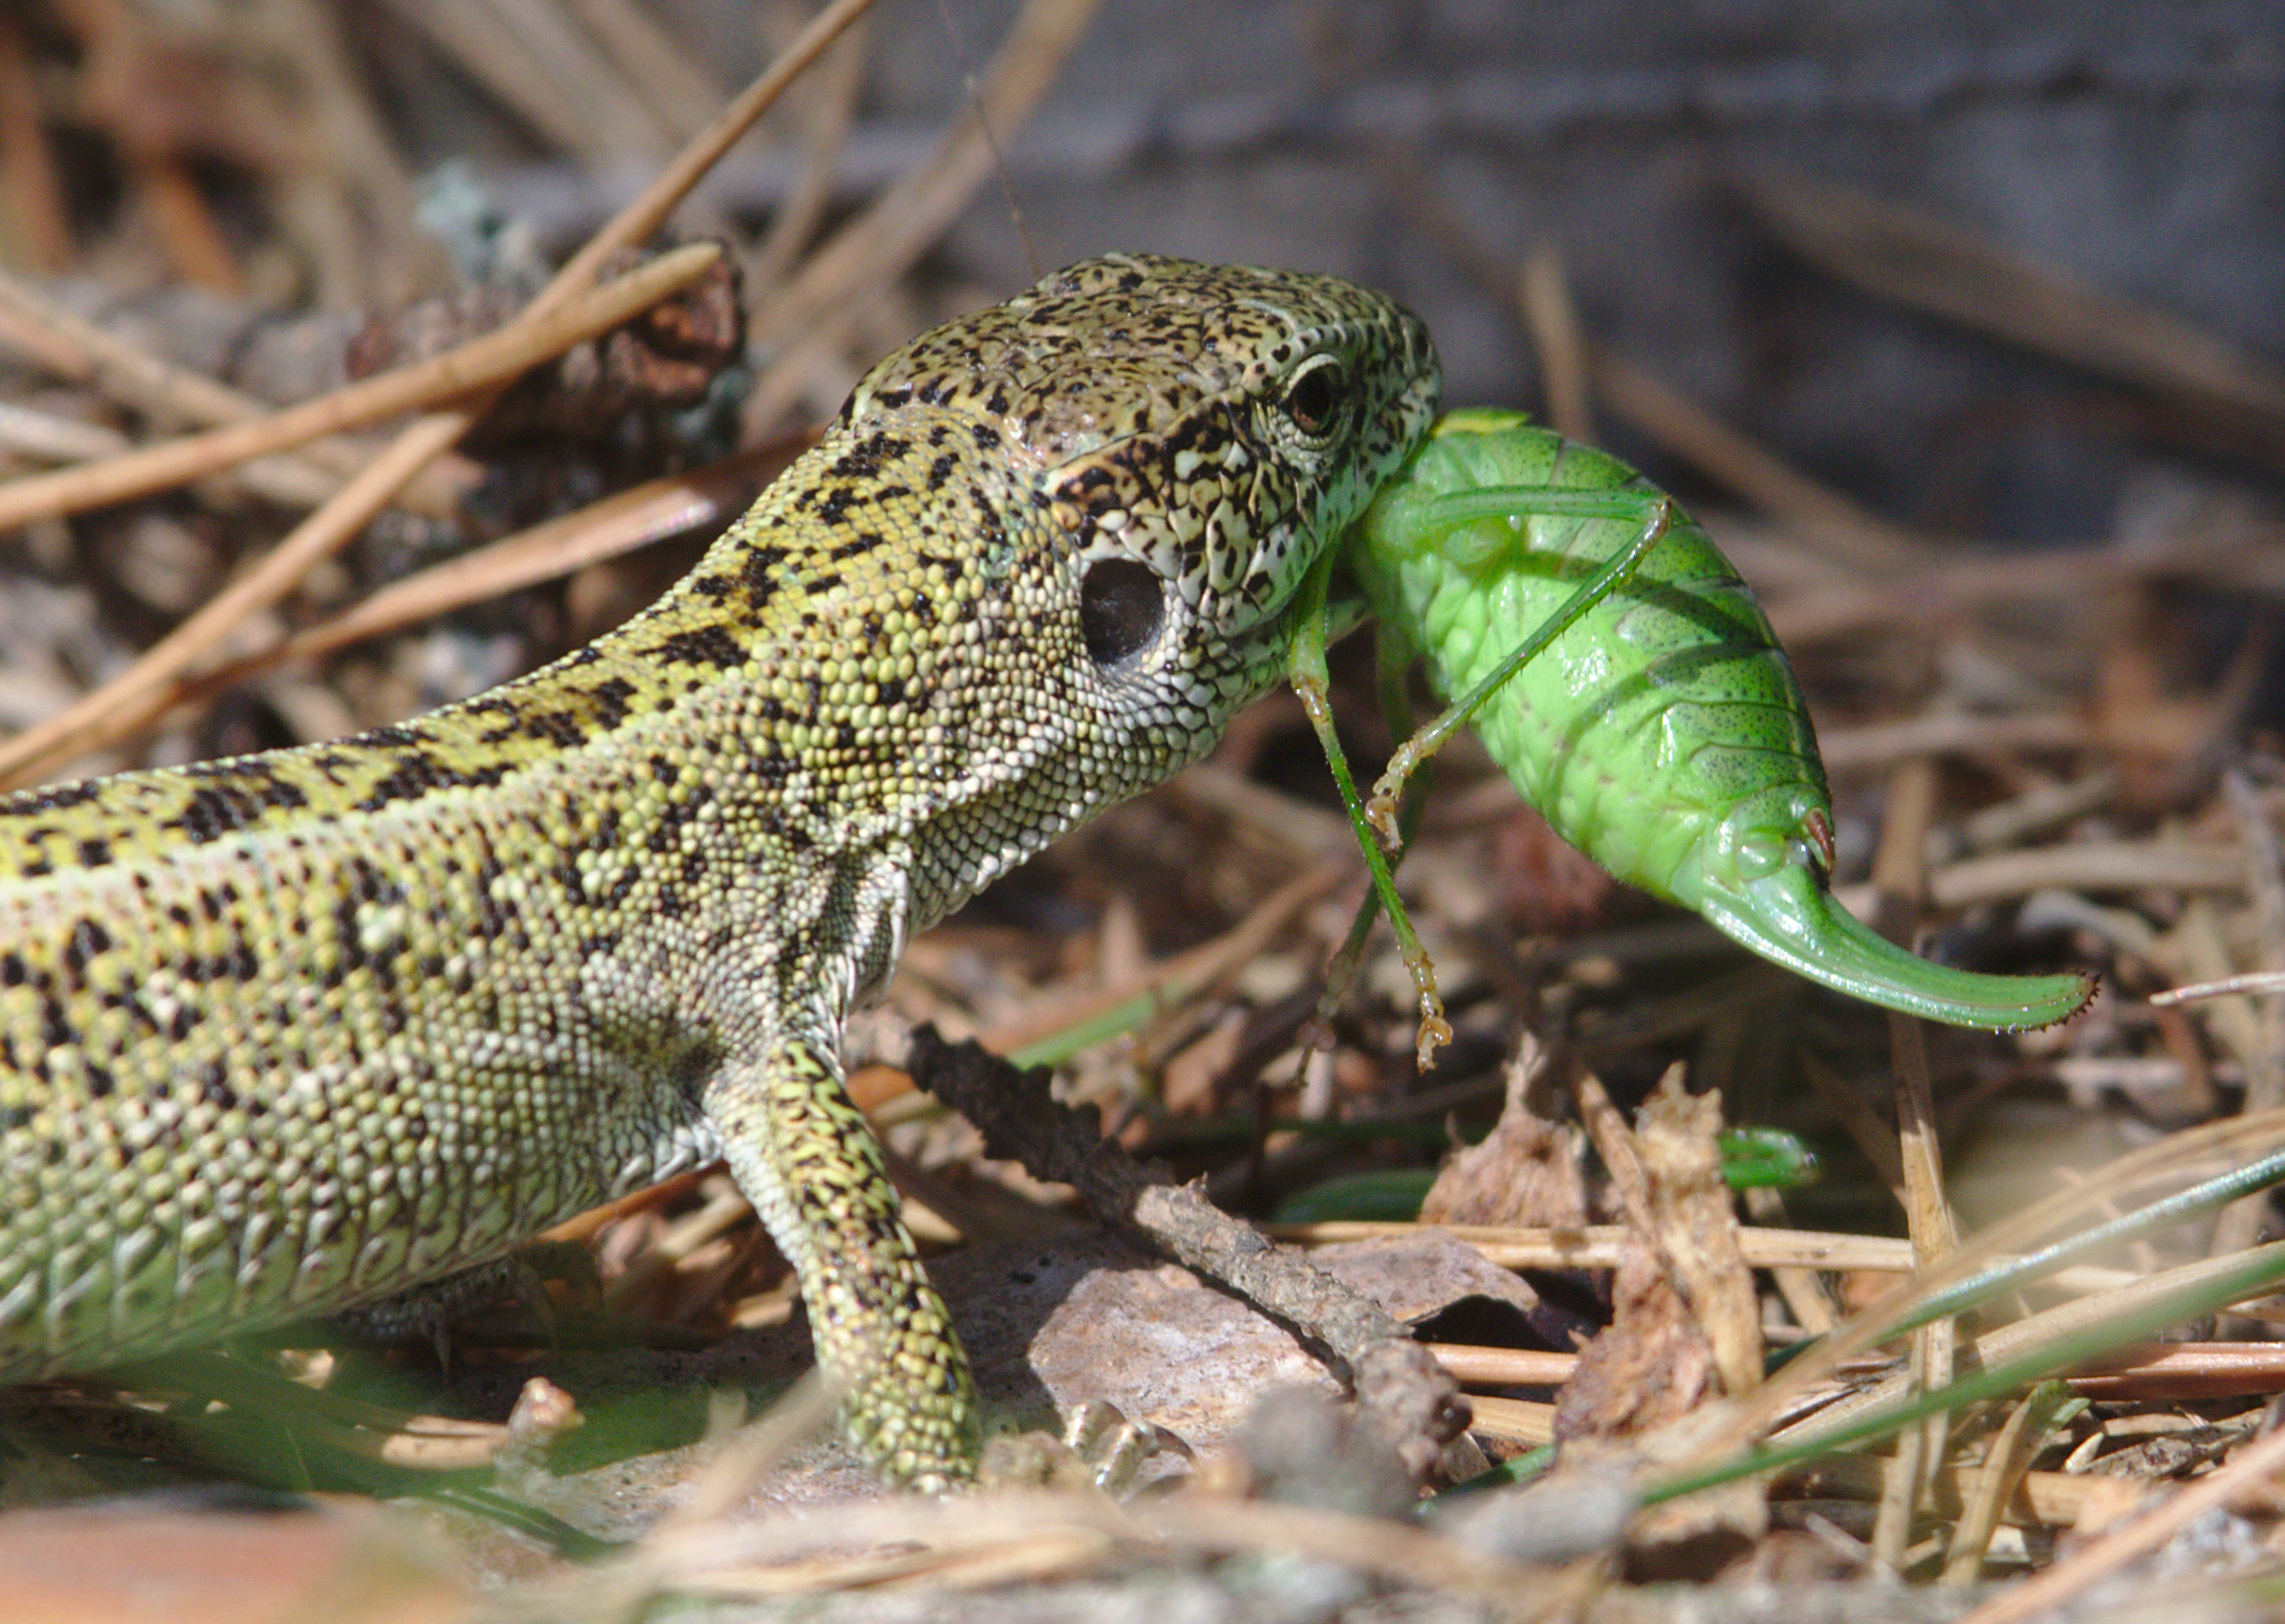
xmin=4 ymin=0 xmax=2285 ymax=1239
xmin=10 ymin=2 xmax=2282 ymax=545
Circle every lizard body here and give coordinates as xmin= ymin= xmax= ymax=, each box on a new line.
xmin=0 ymin=254 xmax=1439 ymax=1486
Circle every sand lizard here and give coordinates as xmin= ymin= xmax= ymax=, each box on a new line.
xmin=0 ymin=254 xmax=1439 ymax=1487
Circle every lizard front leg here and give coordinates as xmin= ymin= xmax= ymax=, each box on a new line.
xmin=703 ymin=1033 xmax=978 ymax=1490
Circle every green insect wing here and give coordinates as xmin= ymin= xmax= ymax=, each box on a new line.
xmin=1345 ymin=409 xmax=2092 ymax=1032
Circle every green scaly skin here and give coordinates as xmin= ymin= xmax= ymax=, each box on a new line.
xmin=1344 ymin=409 xmax=2092 ymax=1032
xmin=0 ymin=255 xmax=1441 ymax=1489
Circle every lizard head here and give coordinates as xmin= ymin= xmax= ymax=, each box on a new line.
xmin=842 ymin=252 xmax=1440 ymax=775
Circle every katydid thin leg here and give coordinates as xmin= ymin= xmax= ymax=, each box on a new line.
xmin=1309 ymin=619 xmax=1443 ymax=1052
xmin=1286 ymin=552 xmax=1453 ymax=1066
xmin=1364 ymin=495 xmax=1673 ymax=846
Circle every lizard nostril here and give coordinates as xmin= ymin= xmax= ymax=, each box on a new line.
xmin=1079 ymin=557 xmax=1165 ymax=667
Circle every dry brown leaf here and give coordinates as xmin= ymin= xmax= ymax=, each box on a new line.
xmin=1420 ymin=1041 xmax=1590 ymax=1230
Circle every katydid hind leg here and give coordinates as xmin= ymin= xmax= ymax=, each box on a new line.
xmin=1364 ymin=493 xmax=1674 ymax=841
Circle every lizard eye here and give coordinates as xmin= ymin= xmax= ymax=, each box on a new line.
xmin=1080 ymin=556 xmax=1164 ymax=666
xmin=1278 ymin=357 xmax=1347 ymax=439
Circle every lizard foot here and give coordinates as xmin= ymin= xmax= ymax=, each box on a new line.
xmin=981 ymin=1401 xmax=1191 ymax=1497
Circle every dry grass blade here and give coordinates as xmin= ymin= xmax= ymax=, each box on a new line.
xmin=622 ymin=1491 xmax=1553 ymax=1605
xmin=1740 ymin=167 xmax=2285 ymax=434
xmin=1774 ymin=1240 xmax=2285 ymax=1451
xmin=1273 ymin=1220 xmax=2133 ymax=1290
xmin=2062 ymin=1341 xmax=2285 ymax=1400
xmin=1938 ymin=1382 xmax=2075 ymax=1584
xmin=0 ymin=18 xmax=70 ymax=271
xmin=1431 ymin=1345 xmax=1578 ymax=1386
xmin=748 ymin=0 xmax=1104 ymax=346
xmin=560 ymin=0 xmax=874 ymax=289
xmin=0 ymin=265 xmax=473 ymax=513
xmin=485 ymin=0 xmax=678 ymax=163
xmin=0 ymin=0 xmax=881 ymax=790
xmin=1518 ymin=245 xmax=1593 ymax=442
xmin=84 ymin=436 xmax=806 ymax=757
xmin=564 ymin=0 xmax=728 ymax=146
xmin=1463 ymin=1393 xmax=1559 ymax=1447
xmin=1866 ymin=757 xmax=1953 ymax=1568
xmin=0 ymin=241 xmax=722 ymax=533
xmin=2154 ymin=969 xmax=2285 ymax=1007
xmin=1918 ymin=839 xmax=2245 ymax=909
xmin=989 ymin=854 xmax=1350 ymax=1063
xmin=253 ymin=438 xmax=804 ymax=664
xmin=737 ymin=0 xmax=1103 ymax=429
xmin=379 ymin=0 xmax=614 ymax=160
xmin=1775 ymin=1453 xmax=2142 ymax=1536
xmin=1813 ymin=711 xmax=2094 ymax=769
xmin=1698 ymin=1109 xmax=2285 ymax=1462
xmin=0 ymin=401 xmax=128 ymax=464
xmin=1958 ymin=1421 xmax=2285 ymax=1624
xmin=748 ymin=10 xmax=869 ymax=291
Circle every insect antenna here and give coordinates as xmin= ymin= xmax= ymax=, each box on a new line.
xmin=930 ymin=0 xmax=1040 ymax=278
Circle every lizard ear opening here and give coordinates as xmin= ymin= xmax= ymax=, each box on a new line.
xmin=1080 ymin=556 xmax=1165 ymax=667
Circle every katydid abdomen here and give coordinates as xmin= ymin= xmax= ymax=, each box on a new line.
xmin=1342 ymin=408 xmax=2092 ymax=1031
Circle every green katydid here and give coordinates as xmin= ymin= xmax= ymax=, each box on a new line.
xmin=1287 ymin=408 xmax=2094 ymax=1064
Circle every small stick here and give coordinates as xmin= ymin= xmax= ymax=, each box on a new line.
xmin=1924 ymin=838 xmax=2244 ymax=908
xmin=76 ymin=438 xmax=806 ymax=762
xmin=0 ymin=243 xmax=723 ymax=534
xmin=1518 ymin=245 xmax=1593 ymax=442
xmin=903 ymin=1028 xmax=1478 ymax=1485
xmin=1272 ymin=1220 xmax=2136 ymax=1291
xmin=1957 ymin=1421 xmax=2285 ymax=1624
xmin=0 ymin=0 xmax=881 ymax=789
xmin=0 ymin=266 xmax=473 ymax=512
xmin=0 ymin=18 xmax=70 ymax=271
xmin=2152 ymin=967 xmax=2285 ymax=1007
xmin=128 ymin=149 xmax=245 ymax=296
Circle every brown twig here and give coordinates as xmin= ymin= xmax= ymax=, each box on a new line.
xmin=0 ymin=18 xmax=70 ymax=271
xmin=1863 ymin=756 xmax=1957 ymax=1563
xmin=0 ymin=0 xmax=881 ymax=789
xmin=1919 ymin=839 xmax=2245 ymax=909
xmin=1518 ymin=245 xmax=1593 ymax=442
xmin=902 ymin=1028 xmax=1474 ymax=1485
xmin=745 ymin=0 xmax=1102 ymax=350
xmin=0 ymin=265 xmax=474 ymax=514
xmin=564 ymin=0 xmax=728 ymax=147
xmin=0 ymin=243 xmax=723 ymax=534
xmin=1957 ymin=1420 xmax=2285 ymax=1624
xmin=747 ymin=10 xmax=870 ymax=292
xmin=1274 ymin=1221 xmax=2128 ymax=1291
xmin=82 ymin=436 xmax=806 ymax=761
xmin=378 ymin=0 xmax=612 ymax=160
